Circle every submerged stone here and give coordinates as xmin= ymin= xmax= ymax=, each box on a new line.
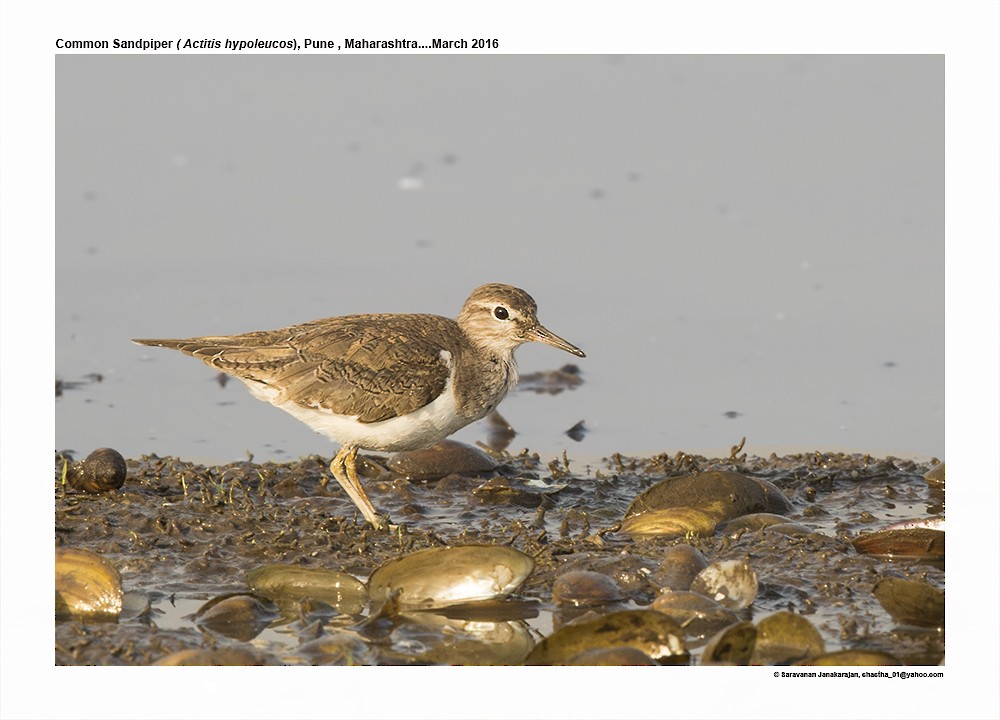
xmin=649 ymin=544 xmax=709 ymax=592
xmin=622 ymin=470 xmax=793 ymax=538
xmin=192 ymin=594 xmax=278 ymax=642
xmin=651 ymin=591 xmax=739 ymax=639
xmin=552 ymin=570 xmax=625 ymax=607
xmin=246 ymin=564 xmax=367 ymax=614
xmin=387 ymin=440 xmax=498 ymax=481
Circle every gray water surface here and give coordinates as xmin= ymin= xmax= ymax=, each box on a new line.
xmin=55 ymin=55 xmax=943 ymax=463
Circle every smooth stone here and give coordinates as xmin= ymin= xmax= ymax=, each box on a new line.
xmin=701 ymin=621 xmax=757 ymax=665
xmin=624 ymin=470 xmax=793 ymax=529
xmin=552 ymin=570 xmax=625 ymax=607
xmin=192 ymin=594 xmax=278 ymax=642
xmin=55 ymin=547 xmax=123 ymax=619
xmin=649 ymin=544 xmax=709 ymax=592
xmin=66 ymin=448 xmax=127 ymax=493
xmin=526 ymin=609 xmax=689 ymax=665
xmin=719 ymin=513 xmax=792 ymax=534
xmin=751 ymin=611 xmax=825 ymax=665
xmin=872 ymin=577 xmax=944 ymax=628
xmin=620 ymin=506 xmax=718 ymax=539
xmin=367 ymin=545 xmax=534 ymax=609
xmin=690 ymin=560 xmax=759 ymax=610
xmin=387 ymin=440 xmax=498 ymax=481
xmin=555 ymin=553 xmax=658 ymax=596
xmin=651 ymin=591 xmax=739 ymax=638
xmin=245 ymin=564 xmax=367 ymax=614
xmin=794 ymin=649 xmax=902 ymax=666
xmin=853 ymin=527 xmax=945 ymax=559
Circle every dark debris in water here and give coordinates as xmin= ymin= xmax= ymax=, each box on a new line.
xmin=54 ymin=447 xmax=944 ymax=666
xmin=517 ymin=364 xmax=583 ymax=395
xmin=55 ymin=373 xmax=104 ymax=398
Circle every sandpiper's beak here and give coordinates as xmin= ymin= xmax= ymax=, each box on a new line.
xmin=527 ymin=324 xmax=586 ymax=358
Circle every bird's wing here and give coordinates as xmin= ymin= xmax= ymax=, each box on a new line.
xmin=134 ymin=314 xmax=456 ymax=423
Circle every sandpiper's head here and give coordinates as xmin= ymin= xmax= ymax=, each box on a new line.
xmin=457 ymin=283 xmax=586 ymax=358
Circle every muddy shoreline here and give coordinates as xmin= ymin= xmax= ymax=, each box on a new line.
xmin=55 ymin=445 xmax=944 ymax=666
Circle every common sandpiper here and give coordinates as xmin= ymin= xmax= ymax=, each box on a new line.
xmin=134 ymin=283 xmax=585 ymax=528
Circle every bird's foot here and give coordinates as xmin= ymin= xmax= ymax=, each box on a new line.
xmin=330 ymin=446 xmax=383 ymax=529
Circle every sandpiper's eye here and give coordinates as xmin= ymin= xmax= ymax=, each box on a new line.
xmin=493 ymin=306 xmax=509 ymax=320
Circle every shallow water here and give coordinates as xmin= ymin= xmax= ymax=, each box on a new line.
xmin=55 ymin=447 xmax=944 ymax=666
xmin=55 ymin=54 xmax=943 ymax=463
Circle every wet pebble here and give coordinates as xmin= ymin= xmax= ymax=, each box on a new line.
xmin=622 ymin=470 xmax=793 ymax=539
xmin=719 ymin=512 xmax=792 ymax=535
xmin=367 ymin=545 xmax=534 ymax=609
xmin=526 ymin=609 xmax=689 ymax=665
xmin=794 ymin=649 xmax=902 ymax=666
xmin=649 ymin=544 xmax=709 ymax=592
xmin=55 ymin=547 xmax=123 ymax=619
xmin=853 ymin=527 xmax=945 ymax=560
xmin=192 ymin=594 xmax=278 ymax=642
xmin=690 ymin=560 xmax=759 ymax=610
xmin=620 ymin=506 xmax=718 ymax=540
xmin=555 ymin=553 xmax=658 ymax=598
xmin=245 ymin=564 xmax=367 ymax=615
xmin=701 ymin=621 xmax=756 ymax=665
xmin=552 ymin=570 xmax=625 ymax=607
xmin=651 ymin=591 xmax=740 ymax=639
xmin=872 ymin=577 xmax=944 ymax=628
xmin=923 ymin=462 xmax=945 ymax=488
xmin=626 ymin=470 xmax=793 ymax=518
xmin=751 ymin=611 xmax=825 ymax=665
xmin=387 ymin=440 xmax=498 ymax=481
xmin=65 ymin=448 xmax=127 ymax=493
xmin=472 ymin=476 xmax=549 ymax=508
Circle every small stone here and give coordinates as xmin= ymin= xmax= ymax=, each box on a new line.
xmin=552 ymin=570 xmax=625 ymax=607
xmin=387 ymin=440 xmax=498 ymax=481
xmin=67 ymin=447 xmax=127 ymax=493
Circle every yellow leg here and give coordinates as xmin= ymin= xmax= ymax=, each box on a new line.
xmin=330 ymin=446 xmax=384 ymax=529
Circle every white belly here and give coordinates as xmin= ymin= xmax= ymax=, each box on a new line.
xmin=242 ymin=376 xmax=477 ymax=452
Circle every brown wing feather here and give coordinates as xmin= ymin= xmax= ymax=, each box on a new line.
xmin=134 ymin=314 xmax=459 ymax=423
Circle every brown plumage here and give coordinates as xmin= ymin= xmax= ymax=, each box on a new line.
xmin=137 ymin=314 xmax=459 ymax=424
xmin=135 ymin=283 xmax=585 ymax=528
